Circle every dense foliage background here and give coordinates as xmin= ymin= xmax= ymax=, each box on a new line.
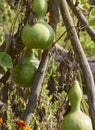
xmin=0 ymin=0 xmax=95 ymax=130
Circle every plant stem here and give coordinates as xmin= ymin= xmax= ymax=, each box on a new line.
xmin=59 ymin=0 xmax=95 ymax=129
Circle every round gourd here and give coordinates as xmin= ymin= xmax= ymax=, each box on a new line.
xmin=12 ymin=50 xmax=39 ymax=88
xmin=61 ymin=80 xmax=93 ymax=130
xmin=32 ymin=0 xmax=48 ymax=19
xmin=21 ymin=21 xmax=55 ymax=49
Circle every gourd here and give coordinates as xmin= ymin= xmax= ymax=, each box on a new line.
xmin=21 ymin=0 xmax=55 ymax=49
xmin=12 ymin=50 xmax=39 ymax=88
xmin=21 ymin=21 xmax=55 ymax=49
xmin=61 ymin=80 xmax=93 ymax=130
xmin=32 ymin=0 xmax=48 ymax=20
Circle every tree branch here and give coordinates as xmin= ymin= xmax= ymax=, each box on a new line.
xmin=59 ymin=0 xmax=95 ymax=129
xmin=48 ymin=0 xmax=60 ymax=31
xmin=67 ymin=0 xmax=95 ymax=43
xmin=22 ymin=49 xmax=51 ymax=124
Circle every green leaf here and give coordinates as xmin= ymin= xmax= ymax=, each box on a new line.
xmin=0 ymin=52 xmax=13 ymax=69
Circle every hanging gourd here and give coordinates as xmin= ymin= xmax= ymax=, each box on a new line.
xmin=21 ymin=21 xmax=55 ymax=49
xmin=32 ymin=0 xmax=48 ymax=20
xmin=21 ymin=0 xmax=55 ymax=49
xmin=12 ymin=50 xmax=39 ymax=88
xmin=61 ymin=80 xmax=93 ymax=130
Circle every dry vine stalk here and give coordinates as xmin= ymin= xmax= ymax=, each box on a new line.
xmin=48 ymin=0 xmax=60 ymax=31
xmin=58 ymin=0 xmax=95 ymax=129
xmin=22 ymin=49 xmax=51 ymax=124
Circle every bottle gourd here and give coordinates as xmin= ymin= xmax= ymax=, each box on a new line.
xmin=21 ymin=0 xmax=55 ymax=49
xmin=12 ymin=50 xmax=39 ymax=88
xmin=61 ymin=80 xmax=93 ymax=130
xmin=32 ymin=0 xmax=48 ymax=20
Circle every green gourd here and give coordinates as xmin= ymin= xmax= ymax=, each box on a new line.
xmin=12 ymin=50 xmax=39 ymax=88
xmin=21 ymin=0 xmax=55 ymax=49
xmin=32 ymin=0 xmax=48 ymax=20
xmin=61 ymin=80 xmax=93 ymax=130
xmin=21 ymin=21 xmax=55 ymax=49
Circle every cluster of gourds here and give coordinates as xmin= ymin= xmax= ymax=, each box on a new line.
xmin=61 ymin=80 xmax=93 ymax=130
xmin=12 ymin=1 xmax=93 ymax=129
xmin=12 ymin=0 xmax=55 ymax=88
